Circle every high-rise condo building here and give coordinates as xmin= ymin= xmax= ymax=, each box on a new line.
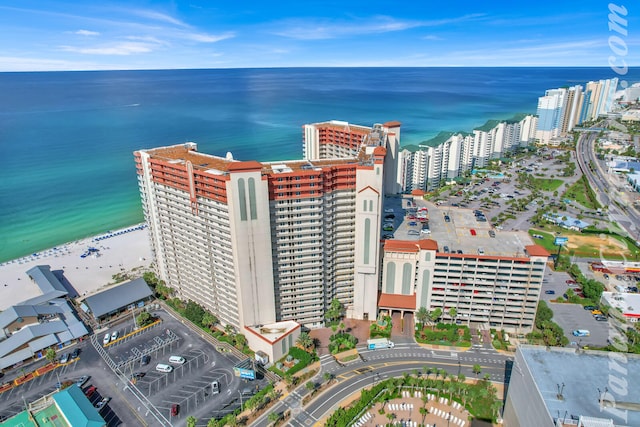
xmin=135 ymin=121 xmax=401 ymax=330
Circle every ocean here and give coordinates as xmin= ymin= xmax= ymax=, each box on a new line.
xmin=0 ymin=67 xmax=637 ymax=262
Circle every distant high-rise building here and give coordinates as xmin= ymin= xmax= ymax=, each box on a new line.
xmin=135 ymin=121 xmax=400 ymax=330
xmin=399 ymin=115 xmax=535 ymax=192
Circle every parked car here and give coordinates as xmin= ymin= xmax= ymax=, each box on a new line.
xmin=171 ymin=404 xmax=180 ymax=416
xmin=594 ymin=315 xmax=608 ymax=322
xmin=96 ymin=397 xmax=111 ymax=409
xmin=131 ymin=372 xmax=146 ymax=380
xmin=103 ymin=333 xmax=110 ymax=345
xmin=169 ymin=356 xmax=186 ymax=365
xmin=76 ymin=376 xmax=90 ymax=387
xmin=59 ymin=353 xmax=69 ymax=364
xmin=566 ymin=280 xmax=577 ymax=285
xmin=544 ymin=290 xmax=555 ymax=295
xmin=408 ymin=221 xmax=417 ymax=226
xmin=382 ymin=225 xmax=393 ymax=231
xmin=384 ymin=214 xmax=395 ymax=219
xmin=444 ymin=215 xmax=451 ymax=223
xmin=84 ymin=385 xmax=97 ymax=398
xmin=140 ymin=355 xmax=151 ymax=366
xmin=382 ymin=233 xmax=394 ymax=239
xmin=584 ymin=305 xmax=598 ymax=311
xmin=591 ymin=310 xmax=603 ymax=315
xmin=110 ymin=331 xmax=119 ymax=341
xmin=70 ymin=348 xmax=80 ymax=359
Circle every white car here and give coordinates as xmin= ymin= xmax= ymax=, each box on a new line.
xmin=111 ymin=331 xmax=119 ymax=341
xmin=169 ymin=355 xmax=186 ymax=364
xmin=103 ymin=333 xmax=110 ymax=345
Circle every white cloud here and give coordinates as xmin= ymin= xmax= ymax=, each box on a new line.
xmin=59 ymin=41 xmax=155 ymax=56
xmin=272 ymin=13 xmax=485 ymax=40
xmin=75 ymin=29 xmax=100 ymax=36
xmin=178 ymin=31 xmax=235 ymax=43
xmin=127 ymin=9 xmax=189 ymax=28
xmin=422 ymin=35 xmax=443 ymax=41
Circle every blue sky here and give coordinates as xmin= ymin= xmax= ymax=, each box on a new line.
xmin=0 ymin=1 xmax=637 ymax=71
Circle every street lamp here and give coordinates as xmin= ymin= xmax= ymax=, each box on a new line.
xmin=238 ymin=390 xmax=244 ymax=412
xmin=457 ymin=361 xmax=461 ymax=376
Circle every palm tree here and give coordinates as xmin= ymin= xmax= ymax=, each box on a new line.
xmin=419 ymin=407 xmax=428 ymax=425
xmin=186 ymin=416 xmax=197 ymax=427
xmin=202 ymin=312 xmax=218 ymax=329
xmin=207 ymin=418 xmax=218 ymax=427
xmin=473 ymin=364 xmax=482 ymax=381
xmin=449 ymin=307 xmax=457 ymax=323
xmin=415 ymin=307 xmax=429 ymax=326
xmin=268 ymin=411 xmax=281 ymax=426
xmin=296 ymin=332 xmax=313 ymax=351
xmin=323 ymin=372 xmax=334 ymax=384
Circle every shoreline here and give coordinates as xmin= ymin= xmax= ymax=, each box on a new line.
xmin=0 ymin=223 xmax=153 ymax=311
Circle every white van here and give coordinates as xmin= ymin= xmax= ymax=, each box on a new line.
xmin=211 ymin=380 xmax=220 ymax=394
xmin=169 ymin=356 xmax=185 ymax=365
xmin=156 ymin=363 xmax=173 ymax=373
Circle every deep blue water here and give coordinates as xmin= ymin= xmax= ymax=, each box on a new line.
xmin=0 ymin=67 xmax=637 ymax=262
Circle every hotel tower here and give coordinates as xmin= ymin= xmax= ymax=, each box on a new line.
xmin=135 ymin=121 xmax=401 ymax=330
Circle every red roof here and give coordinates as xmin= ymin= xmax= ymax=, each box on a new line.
xmin=373 ymin=146 xmax=387 ymax=156
xmin=378 ymin=293 xmax=416 ymax=310
xmin=411 ymin=189 xmax=425 ymax=196
xmin=525 ymin=244 xmax=551 ymax=257
xmin=227 ymin=160 xmax=263 ymax=172
xmin=383 ymin=121 xmax=402 ymax=128
xmin=384 ymin=239 xmax=438 ymax=253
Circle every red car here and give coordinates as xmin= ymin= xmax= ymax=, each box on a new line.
xmin=171 ymin=404 xmax=180 ymax=416
xmin=566 ymin=279 xmax=577 ymax=284
xmin=84 ymin=385 xmax=97 ymax=398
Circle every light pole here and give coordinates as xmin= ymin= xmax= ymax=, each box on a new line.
xmin=238 ymin=390 xmax=244 ymax=412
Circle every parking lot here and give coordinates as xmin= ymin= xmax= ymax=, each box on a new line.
xmin=100 ymin=309 xmax=266 ymax=425
xmin=0 ymin=308 xmax=265 ymax=426
xmin=550 ymin=302 xmax=610 ymax=347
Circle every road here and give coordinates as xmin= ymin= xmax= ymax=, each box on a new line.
xmin=249 ymin=343 xmax=512 ymax=426
xmin=575 ymin=130 xmax=640 ymax=244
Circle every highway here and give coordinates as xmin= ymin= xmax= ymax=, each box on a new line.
xmin=249 ymin=343 xmax=512 ymax=426
xmin=575 ymin=129 xmax=640 ymax=245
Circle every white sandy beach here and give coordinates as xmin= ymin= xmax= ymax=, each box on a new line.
xmin=0 ymin=224 xmax=153 ymax=310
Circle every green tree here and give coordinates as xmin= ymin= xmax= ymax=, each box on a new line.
xmin=415 ymin=307 xmax=429 ymax=326
xmin=473 ymin=364 xmax=482 ymax=379
xmin=136 ymin=311 xmax=154 ymax=327
xmin=325 ymin=298 xmax=344 ymax=324
xmin=268 ymin=412 xmax=282 ymax=425
xmin=186 ymin=416 xmax=197 ymax=427
xmin=296 ymin=332 xmax=314 ymax=351
xmin=202 ymin=312 xmax=219 ymax=329
xmin=235 ymin=333 xmax=247 ymax=350
xmin=207 ymin=418 xmax=218 ymax=427
xmin=184 ymin=301 xmax=205 ymax=325
xmin=323 ymin=372 xmax=334 ymax=384
xmin=45 ymin=348 xmax=56 ymax=363
xmin=305 ymin=381 xmax=316 ymax=393
xmin=430 ymin=308 xmax=442 ymax=322
xmin=448 ymin=308 xmax=457 ymax=323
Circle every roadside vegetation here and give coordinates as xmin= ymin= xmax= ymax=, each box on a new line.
xmin=526 ymin=301 xmax=569 ymax=347
xmin=325 ymin=370 xmax=501 ymax=426
xmin=562 ymin=175 xmax=601 ymax=210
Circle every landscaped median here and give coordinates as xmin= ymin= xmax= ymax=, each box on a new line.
xmin=415 ymin=322 xmax=472 ymax=349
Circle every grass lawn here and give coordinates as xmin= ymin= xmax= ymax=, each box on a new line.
xmin=528 ymin=227 xmax=634 ymax=260
xmin=529 ymin=177 xmax=564 ymax=192
xmin=563 ymin=175 xmax=601 ymax=210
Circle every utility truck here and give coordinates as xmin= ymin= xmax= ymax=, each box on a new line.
xmin=367 ymin=338 xmax=395 ymax=350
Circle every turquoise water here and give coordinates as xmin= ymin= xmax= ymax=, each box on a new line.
xmin=0 ymin=67 xmax=638 ymax=262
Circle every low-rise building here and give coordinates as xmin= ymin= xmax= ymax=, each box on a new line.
xmin=601 ymin=292 xmax=640 ymax=323
xmin=79 ymin=278 xmax=154 ymax=323
xmin=379 ymin=203 xmax=549 ymax=333
xmin=0 ymin=266 xmax=88 ymax=371
xmin=244 ymin=320 xmax=301 ymax=366
xmin=504 ymin=345 xmax=640 ymax=427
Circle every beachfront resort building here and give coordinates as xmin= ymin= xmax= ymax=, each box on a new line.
xmin=535 ymin=78 xmax=619 ymax=144
xmin=378 ymin=203 xmax=548 ymax=333
xmin=399 ymin=115 xmax=537 ymax=192
xmin=135 ymin=121 xmax=401 ymax=330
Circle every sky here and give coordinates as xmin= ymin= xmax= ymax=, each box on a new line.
xmin=0 ymin=0 xmax=638 ymax=71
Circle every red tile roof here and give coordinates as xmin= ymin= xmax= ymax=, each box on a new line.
xmin=378 ymin=293 xmax=416 ymax=310
xmin=384 ymin=239 xmax=438 ymax=252
xmin=227 ymin=160 xmax=264 ymax=172
xmin=525 ymin=244 xmax=551 ymax=257
xmin=383 ymin=121 xmax=402 ymax=128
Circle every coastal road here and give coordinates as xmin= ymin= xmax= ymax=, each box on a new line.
xmin=249 ymin=344 xmax=512 ymax=426
xmin=575 ymin=130 xmax=640 ymax=244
